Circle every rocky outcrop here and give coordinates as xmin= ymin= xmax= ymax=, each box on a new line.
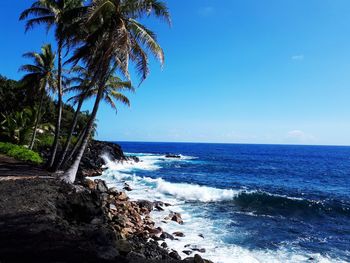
xmin=0 ymin=177 xmax=213 ymax=263
xmin=165 ymin=154 xmax=181 ymax=159
xmin=78 ymin=140 xmax=126 ymax=179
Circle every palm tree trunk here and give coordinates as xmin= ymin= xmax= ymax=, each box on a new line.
xmin=61 ymin=83 xmax=104 ymax=183
xmin=48 ymin=41 xmax=63 ymax=168
xmin=55 ymin=97 xmax=84 ymax=170
xmin=29 ymin=90 xmax=45 ymax=150
xmin=61 ymin=125 xmax=86 ymax=169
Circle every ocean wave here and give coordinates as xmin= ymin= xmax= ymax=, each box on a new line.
xmin=102 ymin=152 xmax=197 ymax=174
xmin=97 ymin=153 xmax=350 ymax=263
xmin=156 ymin=180 xmax=240 ymax=202
xmin=101 ymin=154 xmax=350 ymax=216
xmin=232 ymin=191 xmax=350 ymax=218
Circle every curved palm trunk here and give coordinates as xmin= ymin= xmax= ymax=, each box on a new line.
xmin=61 ymin=126 xmax=86 ymax=169
xmin=61 ymin=83 xmax=104 ymax=183
xmin=49 ymin=42 xmax=63 ymax=168
xmin=55 ymin=97 xmax=84 ymax=171
xmin=29 ymin=89 xmax=45 ymax=150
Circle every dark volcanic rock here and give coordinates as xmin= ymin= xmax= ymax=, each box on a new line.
xmin=95 ymin=179 xmax=108 ymax=193
xmin=173 ymin=231 xmax=185 ymax=237
xmin=136 ymin=200 xmax=154 ymax=212
xmin=160 ymin=232 xmax=175 ymax=240
xmin=165 ymin=154 xmax=181 ymax=159
xmin=169 ymin=250 xmax=181 ymax=260
xmin=77 ymin=140 xmax=126 ymax=179
xmin=0 ymin=178 xmax=123 ymax=263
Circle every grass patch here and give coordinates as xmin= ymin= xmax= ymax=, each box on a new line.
xmin=0 ymin=142 xmax=43 ymax=164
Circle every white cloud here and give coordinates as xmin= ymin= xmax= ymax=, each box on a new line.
xmin=197 ymin=6 xmax=214 ymax=16
xmin=286 ymin=130 xmax=315 ymax=143
xmin=291 ymin=54 xmax=304 ymax=61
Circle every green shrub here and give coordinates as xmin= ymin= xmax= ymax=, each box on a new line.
xmin=0 ymin=142 xmax=43 ymax=164
xmin=36 ymin=134 xmax=54 ymax=149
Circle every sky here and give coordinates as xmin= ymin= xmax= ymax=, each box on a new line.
xmin=1 ymin=0 xmax=350 ymax=145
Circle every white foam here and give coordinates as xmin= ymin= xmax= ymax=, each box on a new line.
xmin=156 ymin=180 xmax=239 ymax=202
xmin=94 ymin=153 xmax=347 ymax=263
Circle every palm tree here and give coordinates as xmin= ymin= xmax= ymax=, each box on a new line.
xmin=61 ymin=0 xmax=170 ymax=183
xmin=19 ymin=44 xmax=56 ymax=150
xmin=20 ymin=0 xmax=84 ymax=168
xmin=55 ymin=66 xmax=133 ymax=170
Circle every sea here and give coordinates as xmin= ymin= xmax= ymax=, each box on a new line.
xmin=96 ymin=142 xmax=350 ymax=263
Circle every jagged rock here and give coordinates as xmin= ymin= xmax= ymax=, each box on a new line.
xmin=161 ymin=242 xmax=168 ymax=248
xmin=136 ymin=200 xmax=154 ymax=212
xmin=77 ymin=140 xmax=126 ymax=180
xmin=198 ymin=234 xmax=204 ymax=238
xmin=95 ymin=179 xmax=108 ymax=193
xmin=127 ymin=156 xmax=140 ymax=163
xmin=194 ymin=254 xmax=205 ymax=263
xmin=160 ymin=232 xmax=175 ymax=240
xmin=189 ymin=245 xmax=206 ymax=253
xmin=183 ymin=250 xmax=193 ymax=255
xmin=193 ymin=254 xmax=214 ymax=263
xmin=165 ymin=154 xmax=181 ymax=159
xmin=147 ymin=226 xmax=162 ymax=236
xmin=169 ymin=250 xmax=181 ymax=260
xmin=155 ymin=204 xmax=164 ymax=211
xmin=173 ymin=231 xmax=185 ymax=237
xmin=167 ymin=212 xmax=183 ymax=224
xmin=108 ymin=187 xmax=119 ymax=195
xmin=123 ymin=183 xmax=132 ymax=191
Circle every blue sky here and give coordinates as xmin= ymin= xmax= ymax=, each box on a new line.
xmin=1 ymin=1 xmax=350 ymax=145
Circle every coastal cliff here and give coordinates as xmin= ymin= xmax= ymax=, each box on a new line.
xmin=0 ymin=141 xmax=212 ymax=263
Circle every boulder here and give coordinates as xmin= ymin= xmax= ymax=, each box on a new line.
xmin=165 ymin=154 xmax=181 ymax=159
xmin=173 ymin=231 xmax=185 ymax=237
xmin=108 ymin=187 xmax=119 ymax=195
xmin=95 ymin=179 xmax=108 ymax=193
xmin=136 ymin=200 xmax=154 ymax=212
xmin=160 ymin=232 xmax=175 ymax=240
xmin=169 ymin=250 xmax=181 ymax=260
xmin=154 ymin=203 xmax=164 ymax=211
xmin=123 ymin=183 xmax=132 ymax=191
xmin=194 ymin=254 xmax=205 ymax=263
xmin=170 ymin=212 xmax=183 ymax=224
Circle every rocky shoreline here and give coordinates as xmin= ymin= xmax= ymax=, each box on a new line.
xmin=0 ymin=141 xmax=213 ymax=263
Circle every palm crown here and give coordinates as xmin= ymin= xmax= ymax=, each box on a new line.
xmin=66 ymin=66 xmax=134 ymax=113
xmin=19 ymin=44 xmax=56 ymax=95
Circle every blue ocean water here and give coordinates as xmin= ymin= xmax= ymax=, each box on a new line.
xmin=101 ymin=142 xmax=350 ymax=262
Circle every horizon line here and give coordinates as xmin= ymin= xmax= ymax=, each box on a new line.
xmin=99 ymin=139 xmax=350 ymax=148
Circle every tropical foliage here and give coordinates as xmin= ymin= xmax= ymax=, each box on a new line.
xmin=19 ymin=44 xmax=56 ymax=149
xmin=0 ymin=0 xmax=170 ymax=182
xmin=0 ymin=142 xmax=43 ymax=164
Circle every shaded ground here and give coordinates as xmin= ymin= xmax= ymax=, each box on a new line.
xmin=0 ymin=154 xmax=53 ymax=180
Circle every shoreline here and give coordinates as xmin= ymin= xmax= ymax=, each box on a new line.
xmin=0 ymin=141 xmax=213 ymax=263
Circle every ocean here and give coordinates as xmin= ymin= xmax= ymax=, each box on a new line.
xmin=97 ymin=142 xmax=350 ymax=263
